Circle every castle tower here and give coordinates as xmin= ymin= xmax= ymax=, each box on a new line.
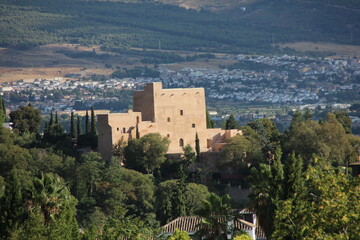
xmin=98 ymin=82 xmax=242 ymax=161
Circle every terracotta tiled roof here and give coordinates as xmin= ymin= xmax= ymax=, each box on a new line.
xmin=239 ymin=208 xmax=253 ymax=214
xmin=162 ymin=216 xmax=266 ymax=239
xmin=349 ymin=161 xmax=360 ymax=166
xmin=163 ymin=216 xmax=202 ymax=233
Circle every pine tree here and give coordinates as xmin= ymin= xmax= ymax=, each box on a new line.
xmin=195 ymin=132 xmax=200 ymax=162
xmin=76 ymin=115 xmax=82 ymax=137
xmin=70 ymin=112 xmax=76 ymax=138
xmin=90 ymin=107 xmax=96 ymax=136
xmin=85 ymin=110 xmax=90 ymax=135
xmin=225 ymin=114 xmax=238 ymax=129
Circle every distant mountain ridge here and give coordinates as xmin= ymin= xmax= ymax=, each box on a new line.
xmin=152 ymin=0 xmax=254 ymax=11
xmin=152 ymin=0 xmax=360 ymax=47
xmin=152 ymin=0 xmax=360 ymax=11
xmin=0 ymin=0 xmax=359 ymax=54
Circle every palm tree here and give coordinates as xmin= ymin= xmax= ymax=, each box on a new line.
xmin=27 ymin=173 xmax=75 ymax=224
xmin=248 ymin=165 xmax=274 ymax=238
xmin=196 ymin=193 xmax=232 ymax=240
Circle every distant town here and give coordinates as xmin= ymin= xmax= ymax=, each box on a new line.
xmin=1 ymin=54 xmax=358 ymax=122
xmin=161 ymin=54 xmax=359 ymax=104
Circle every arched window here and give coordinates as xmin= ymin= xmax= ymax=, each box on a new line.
xmin=180 ymin=110 xmax=183 ymax=116
xmin=167 ymin=117 xmax=171 ymax=122
xmin=123 ymin=127 xmax=126 ymax=133
xmin=179 ymin=138 xmax=184 ymax=147
xmin=136 ymin=116 xmax=140 ymax=124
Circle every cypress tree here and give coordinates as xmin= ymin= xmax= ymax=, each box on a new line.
xmin=55 ymin=111 xmax=59 ymax=124
xmin=90 ymin=106 xmax=96 ymax=136
xmin=49 ymin=111 xmax=54 ymax=125
xmin=70 ymin=112 xmax=76 ymax=138
xmin=271 ymin=146 xmax=285 ymax=200
xmin=0 ymin=96 xmax=4 ymax=123
xmin=43 ymin=121 xmax=48 ymax=137
xmin=172 ymin=165 xmax=186 ymax=218
xmin=85 ymin=110 xmax=90 ymax=135
xmin=195 ymin=132 xmax=200 ymax=162
xmin=136 ymin=124 xmax=140 ymax=139
xmin=285 ymin=153 xmax=304 ymax=198
xmin=2 ymin=98 xmax=5 ymax=121
xmin=77 ymin=115 xmax=82 ymax=137
xmin=206 ymin=110 xmax=214 ymax=128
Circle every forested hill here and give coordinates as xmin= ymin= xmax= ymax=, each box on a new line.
xmin=0 ymin=0 xmax=359 ymax=53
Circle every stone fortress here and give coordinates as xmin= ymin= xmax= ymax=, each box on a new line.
xmin=98 ymin=82 xmax=242 ymax=161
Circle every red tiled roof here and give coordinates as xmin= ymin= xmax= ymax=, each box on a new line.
xmin=163 ymin=216 xmax=202 ymax=233
xmin=239 ymin=208 xmax=253 ymax=214
xmin=162 ymin=216 xmax=266 ymax=239
xmin=349 ymin=161 xmax=360 ymax=166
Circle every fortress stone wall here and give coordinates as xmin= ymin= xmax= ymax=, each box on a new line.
xmin=98 ymin=82 xmax=242 ymax=161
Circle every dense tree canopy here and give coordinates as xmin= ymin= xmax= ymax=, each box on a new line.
xmin=272 ymin=158 xmax=360 ymax=240
xmin=9 ymin=104 xmax=41 ymax=135
xmin=0 ymin=172 xmax=79 ymax=239
xmin=248 ymin=118 xmax=282 ymax=157
xmin=218 ymin=127 xmax=262 ymax=172
xmin=249 ymin=142 xmax=360 ymax=240
xmin=283 ymin=113 xmax=360 ymax=166
xmin=156 ymin=179 xmax=211 ymax=223
xmin=1 ymin=100 xmax=360 ymax=240
xmin=124 ymin=133 xmax=170 ymax=174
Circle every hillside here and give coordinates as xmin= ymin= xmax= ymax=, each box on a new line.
xmin=0 ymin=0 xmax=359 ymax=56
xmin=152 ymin=0 xmax=255 ymax=11
xmin=227 ymin=0 xmax=360 ymax=45
xmin=156 ymin=0 xmax=360 ymax=45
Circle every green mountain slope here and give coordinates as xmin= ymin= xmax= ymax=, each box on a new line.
xmin=226 ymin=0 xmax=360 ymax=45
xmin=0 ymin=0 xmax=359 ymax=54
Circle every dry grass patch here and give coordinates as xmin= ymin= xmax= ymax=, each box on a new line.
xmin=277 ymin=42 xmax=360 ymax=57
xmin=0 ymin=67 xmax=114 ymax=83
